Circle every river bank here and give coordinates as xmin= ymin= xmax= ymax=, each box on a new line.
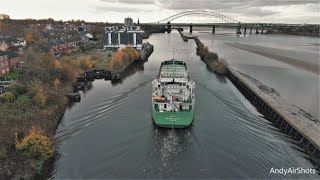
xmin=0 ymin=44 xmax=154 ymax=178
xmin=0 ymin=52 xmax=95 ymax=179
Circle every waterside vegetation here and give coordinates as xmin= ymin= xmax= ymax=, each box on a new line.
xmin=108 ymin=47 xmax=140 ymax=72
xmin=0 ymin=50 xmax=95 ymax=179
xmin=194 ymin=36 xmax=228 ymax=75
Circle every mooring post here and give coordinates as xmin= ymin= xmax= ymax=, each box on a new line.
xmin=312 ymin=148 xmax=317 ymax=155
xmin=300 ymin=136 xmax=304 ymax=143
xmin=276 ymin=116 xmax=280 ymax=123
xmin=285 ymin=123 xmax=289 ymax=130
xmin=212 ymin=25 xmax=216 ymax=34
xmin=294 ymin=131 xmax=299 ymax=138
xmin=289 ymin=127 xmax=294 ymax=134
xmin=306 ymin=142 xmax=311 ymax=149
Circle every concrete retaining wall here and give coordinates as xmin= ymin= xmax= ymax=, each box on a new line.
xmin=227 ymin=67 xmax=320 ymax=159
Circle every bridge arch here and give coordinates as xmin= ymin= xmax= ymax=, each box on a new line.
xmin=156 ymin=10 xmax=240 ymax=24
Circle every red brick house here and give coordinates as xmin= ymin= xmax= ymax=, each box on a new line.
xmin=6 ymin=51 xmax=21 ymax=69
xmin=37 ymin=37 xmax=82 ymax=57
xmin=0 ymin=51 xmax=10 ymax=77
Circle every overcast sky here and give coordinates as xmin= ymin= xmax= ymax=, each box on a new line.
xmin=0 ymin=0 xmax=319 ymax=24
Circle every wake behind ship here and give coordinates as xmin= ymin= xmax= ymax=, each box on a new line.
xmin=152 ymin=60 xmax=195 ymax=128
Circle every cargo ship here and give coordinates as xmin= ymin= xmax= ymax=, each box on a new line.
xmin=152 ymin=60 xmax=195 ymax=128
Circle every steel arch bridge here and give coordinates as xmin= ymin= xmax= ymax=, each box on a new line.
xmin=155 ymin=10 xmax=240 ymax=24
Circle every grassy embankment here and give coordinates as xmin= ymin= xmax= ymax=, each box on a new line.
xmin=194 ymin=36 xmax=228 ymax=75
xmin=0 ymin=50 xmax=96 ymax=179
xmin=0 ymin=47 xmax=139 ymax=179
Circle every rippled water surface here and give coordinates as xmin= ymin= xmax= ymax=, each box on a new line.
xmin=195 ymin=27 xmax=320 ymax=119
xmin=52 ymin=32 xmax=319 ymax=179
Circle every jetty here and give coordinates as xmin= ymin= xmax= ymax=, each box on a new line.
xmin=177 ymin=29 xmax=189 ymax=42
xmin=67 ymin=92 xmax=81 ymax=102
xmin=140 ymin=42 xmax=154 ymax=61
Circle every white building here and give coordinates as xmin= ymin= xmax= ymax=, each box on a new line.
xmin=103 ymin=24 xmax=144 ymax=50
xmin=0 ymin=14 xmax=10 ymax=20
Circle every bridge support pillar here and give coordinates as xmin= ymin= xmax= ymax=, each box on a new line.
xmin=256 ymin=28 xmax=259 ymax=34
xmin=261 ymin=27 xmax=264 ymax=34
xmin=167 ymin=25 xmax=171 ymax=33
xmin=212 ymin=25 xmax=215 ymax=34
xmin=236 ymin=26 xmax=241 ymax=34
xmin=244 ymin=26 xmax=247 ymax=34
xmin=236 ymin=22 xmax=241 ymax=34
xmin=250 ymin=27 xmax=253 ymax=34
xmin=189 ymin=24 xmax=193 ymax=33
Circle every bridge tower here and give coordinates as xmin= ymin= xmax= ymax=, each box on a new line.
xmin=167 ymin=21 xmax=171 ymax=33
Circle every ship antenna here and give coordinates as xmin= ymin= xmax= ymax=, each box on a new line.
xmin=172 ymin=47 xmax=174 ymax=60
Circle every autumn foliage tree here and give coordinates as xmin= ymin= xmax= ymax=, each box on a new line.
xmin=15 ymin=126 xmax=54 ymax=160
xmin=28 ymin=78 xmax=46 ymax=107
xmin=25 ymin=32 xmax=34 ymax=46
xmin=109 ymin=47 xmax=140 ymax=71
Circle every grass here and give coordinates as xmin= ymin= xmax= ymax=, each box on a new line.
xmin=1 ymin=70 xmax=21 ymax=81
xmin=70 ymin=49 xmax=114 ymax=70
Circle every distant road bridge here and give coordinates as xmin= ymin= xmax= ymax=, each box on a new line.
xmin=140 ymin=10 xmax=319 ymax=35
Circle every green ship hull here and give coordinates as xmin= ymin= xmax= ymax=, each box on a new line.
xmin=152 ymin=104 xmax=195 ymax=128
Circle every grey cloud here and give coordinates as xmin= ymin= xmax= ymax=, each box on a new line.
xmin=236 ymin=7 xmax=280 ymax=17
xmin=100 ymin=0 xmax=155 ymax=4
xmin=95 ymin=0 xmax=318 ymax=19
xmin=99 ymin=0 xmax=318 ymax=11
xmin=94 ymin=5 xmax=156 ymax=13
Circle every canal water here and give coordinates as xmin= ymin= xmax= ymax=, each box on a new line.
xmin=52 ymin=32 xmax=319 ymax=179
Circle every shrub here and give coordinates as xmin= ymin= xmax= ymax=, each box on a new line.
xmin=108 ymin=47 xmax=139 ymax=71
xmin=0 ymin=146 xmax=8 ymax=159
xmin=206 ymin=52 xmax=219 ymax=61
xmin=79 ymin=57 xmax=94 ymax=70
xmin=15 ymin=95 xmax=32 ymax=110
xmin=7 ymin=82 xmax=27 ymax=96
xmin=0 ymin=92 xmax=16 ymax=102
xmin=28 ymin=78 xmax=46 ymax=107
xmin=54 ymin=78 xmax=61 ymax=89
xmin=15 ymin=126 xmax=54 ymax=160
xmin=212 ymin=58 xmax=228 ymax=75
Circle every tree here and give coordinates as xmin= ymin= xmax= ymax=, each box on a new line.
xmin=25 ymin=32 xmax=34 ymax=46
xmin=28 ymin=78 xmax=46 ymax=107
xmin=15 ymin=126 xmax=54 ymax=160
